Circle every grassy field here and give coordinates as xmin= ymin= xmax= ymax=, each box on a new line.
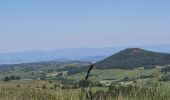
xmin=67 ymin=68 xmax=161 ymax=82
xmin=0 ymin=63 xmax=170 ymax=100
xmin=1 ymin=80 xmax=170 ymax=100
xmin=0 ymin=80 xmax=107 ymax=100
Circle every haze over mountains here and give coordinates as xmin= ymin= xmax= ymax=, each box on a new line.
xmin=0 ymin=44 xmax=170 ymax=64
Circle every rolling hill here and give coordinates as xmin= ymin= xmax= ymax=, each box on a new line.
xmin=94 ymin=48 xmax=170 ymax=69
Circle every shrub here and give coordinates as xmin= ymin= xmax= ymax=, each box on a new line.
xmin=42 ymin=84 xmax=47 ymax=89
xmin=77 ymin=79 xmax=93 ymax=88
xmin=16 ymin=84 xmax=20 ymax=87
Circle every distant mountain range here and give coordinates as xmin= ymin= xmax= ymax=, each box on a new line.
xmin=0 ymin=44 xmax=170 ymax=64
xmin=95 ymin=48 xmax=170 ymax=69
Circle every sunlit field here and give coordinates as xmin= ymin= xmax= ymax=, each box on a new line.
xmin=1 ymin=79 xmax=170 ymax=100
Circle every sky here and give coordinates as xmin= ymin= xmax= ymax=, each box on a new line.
xmin=0 ymin=0 xmax=170 ymax=53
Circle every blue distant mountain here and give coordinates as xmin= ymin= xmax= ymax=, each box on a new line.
xmin=0 ymin=44 xmax=170 ymax=64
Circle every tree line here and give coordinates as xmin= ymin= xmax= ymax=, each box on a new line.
xmin=3 ymin=75 xmax=21 ymax=81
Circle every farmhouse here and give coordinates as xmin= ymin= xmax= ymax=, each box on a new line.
xmin=100 ymin=79 xmax=116 ymax=86
xmin=119 ymin=81 xmax=133 ymax=86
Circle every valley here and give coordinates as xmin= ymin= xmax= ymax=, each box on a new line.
xmin=1 ymin=48 xmax=170 ymax=99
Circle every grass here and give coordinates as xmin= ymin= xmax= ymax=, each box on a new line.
xmin=1 ymin=83 xmax=170 ymax=100
xmin=1 ymin=79 xmax=170 ymax=100
xmin=67 ymin=68 xmax=160 ymax=82
xmin=0 ymin=67 xmax=169 ymax=100
xmin=0 ymin=88 xmax=81 ymax=100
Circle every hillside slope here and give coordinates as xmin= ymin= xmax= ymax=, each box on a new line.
xmin=94 ymin=48 xmax=170 ymax=69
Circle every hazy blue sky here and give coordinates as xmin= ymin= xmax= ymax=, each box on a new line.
xmin=0 ymin=0 xmax=170 ymax=52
